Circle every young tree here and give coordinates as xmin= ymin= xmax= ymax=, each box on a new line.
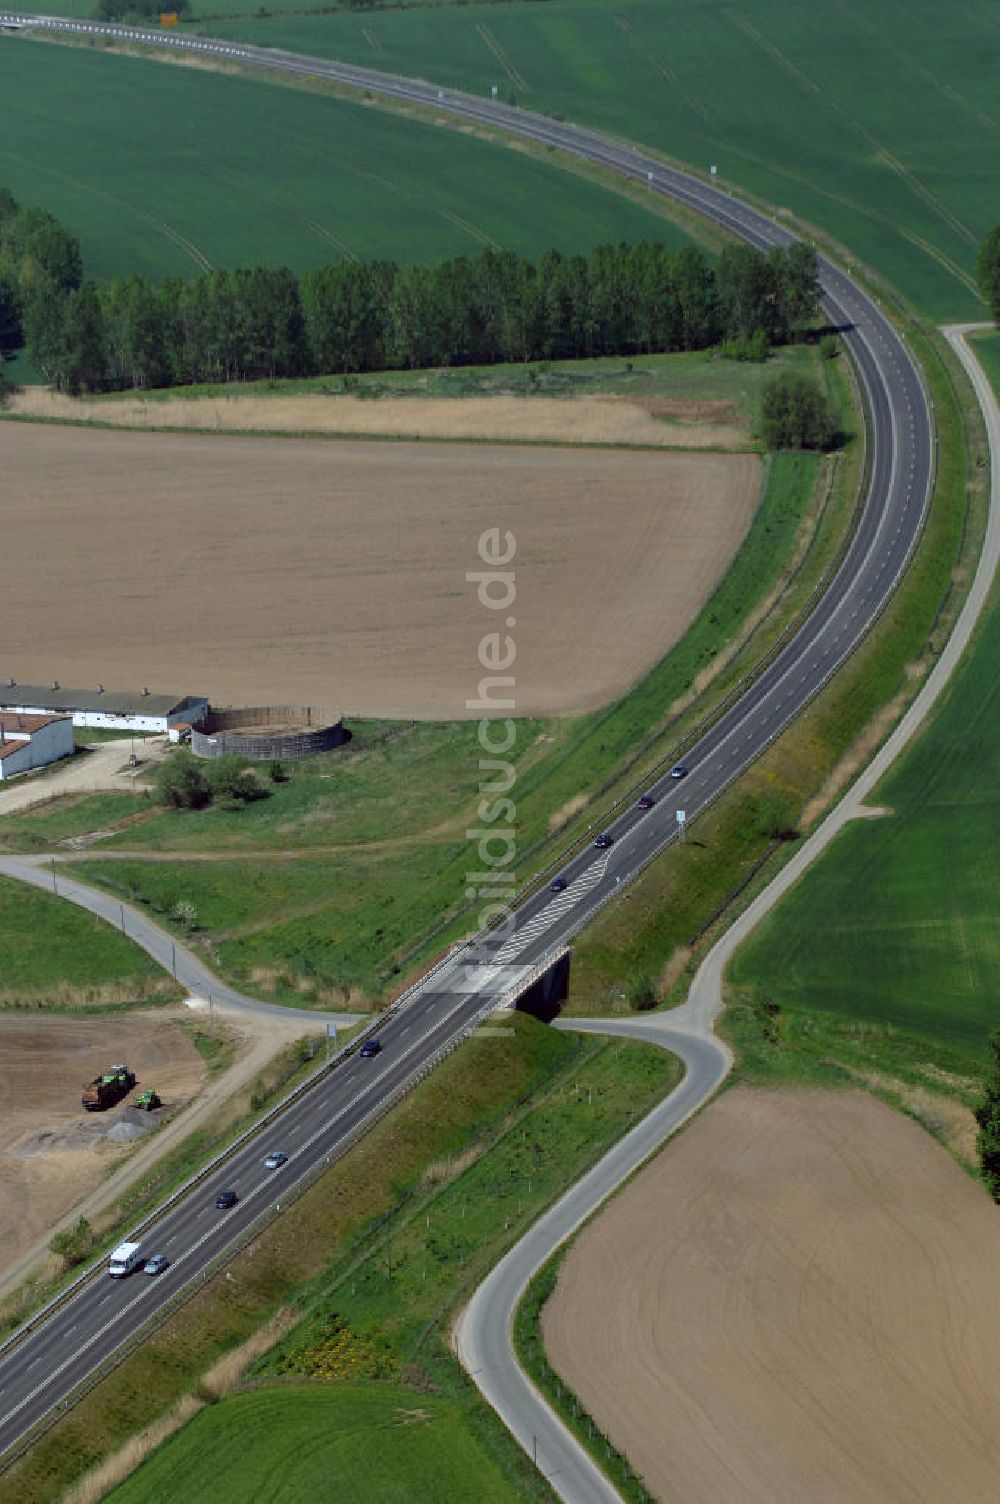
xmin=155 ymin=751 xmax=212 ymax=810
xmin=23 ymin=281 xmax=68 ymax=387
xmin=760 ymin=370 xmax=837 ymax=450
xmin=778 ymin=242 xmax=820 ymax=335
xmin=975 ymin=1029 xmax=1000 ymax=1200
xmin=62 ymin=283 xmax=108 ymax=394
xmin=976 ymin=227 xmax=1000 ymax=326
xmin=0 ymin=263 xmax=21 ymax=351
xmin=2 ymin=204 xmax=82 ymax=292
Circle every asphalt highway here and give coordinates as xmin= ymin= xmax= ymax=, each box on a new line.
xmin=0 ymin=11 xmax=934 ymax=1472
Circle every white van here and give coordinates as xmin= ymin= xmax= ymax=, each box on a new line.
xmin=108 ymin=1241 xmax=144 ymax=1278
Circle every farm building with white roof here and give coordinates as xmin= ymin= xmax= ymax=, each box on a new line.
xmin=0 ymin=684 xmax=208 ymax=734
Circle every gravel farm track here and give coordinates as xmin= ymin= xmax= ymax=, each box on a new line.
xmin=0 ymin=15 xmax=954 ymax=1498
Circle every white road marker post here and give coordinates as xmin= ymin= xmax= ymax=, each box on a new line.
xmin=676 ymin=809 xmax=687 ymax=844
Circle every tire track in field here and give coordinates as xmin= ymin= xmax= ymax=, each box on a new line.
xmin=196 ymin=160 xmax=360 ymax=265
xmin=439 ymin=207 xmax=502 ymax=250
xmin=894 ymin=227 xmax=981 ymax=298
xmin=727 ymin=9 xmax=978 ymax=249
xmin=835 ymin=0 xmax=999 ymax=136
xmin=339 ymin=163 xmax=505 ymax=253
xmin=302 ymin=217 xmax=360 ymax=262
xmin=609 ymin=18 xmax=711 ymax=124
xmin=475 ymin=21 xmax=528 ymax=92
xmin=673 ymin=124 xmax=979 ymax=299
xmin=0 ymin=150 xmax=214 ymax=272
xmin=360 ymin=25 xmax=380 ymax=52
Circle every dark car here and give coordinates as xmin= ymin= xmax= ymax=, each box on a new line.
xmin=359 ymin=1038 xmax=382 ymax=1058
xmin=549 ymin=876 xmax=567 ymax=892
xmin=143 ymin=1255 xmax=169 ymax=1276
xmin=636 ymin=795 xmax=656 ymax=810
xmin=264 ymin=1151 xmax=287 ymax=1170
xmin=594 ymin=834 xmax=613 ymax=849
xmin=669 ymin=764 xmax=689 ymax=780
xmin=215 ymin=1189 xmax=238 ymax=1210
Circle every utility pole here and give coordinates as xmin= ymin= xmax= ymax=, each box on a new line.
xmin=50 ymin=858 xmax=57 ymax=895
xmin=120 ymin=904 xmax=125 ymax=934
xmin=171 ymin=941 xmax=176 ymax=980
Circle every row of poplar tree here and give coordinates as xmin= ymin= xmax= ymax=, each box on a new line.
xmin=0 ymin=187 xmax=822 ymax=394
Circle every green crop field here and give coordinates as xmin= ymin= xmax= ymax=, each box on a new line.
xmin=0 ymin=875 xmax=172 ymax=1005
xmin=729 ymin=596 xmax=1000 ymax=1060
xmin=122 ymin=0 xmax=993 ymax=321
xmin=105 ymin=1384 xmax=521 ymax=1504
xmin=0 ymin=39 xmax=689 ymax=285
xmin=729 ymin=330 xmax=1000 ymax=1064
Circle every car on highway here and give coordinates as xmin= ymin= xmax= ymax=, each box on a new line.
xmin=669 ymin=764 xmax=689 ymax=780
xmin=264 ymin=1151 xmax=287 ymax=1169
xmin=143 ymin=1255 xmax=169 ymax=1276
xmin=549 ymin=876 xmax=567 ymax=892
xmin=594 ymin=834 xmax=613 ymax=849
xmin=215 ymin=1189 xmax=238 ymax=1210
xmin=359 ymin=1038 xmax=382 ymax=1058
xmin=636 ymin=795 xmax=655 ymax=810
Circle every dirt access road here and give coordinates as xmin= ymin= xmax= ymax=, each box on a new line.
xmin=0 ymin=737 xmax=167 ymax=819
xmin=2 ymin=423 xmax=760 ymax=718
xmin=544 ymin=1087 xmax=1000 ymax=1503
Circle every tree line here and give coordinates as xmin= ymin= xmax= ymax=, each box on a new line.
xmin=0 ymin=193 xmax=822 ymax=394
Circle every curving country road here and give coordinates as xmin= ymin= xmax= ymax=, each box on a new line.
xmin=0 ymin=12 xmax=936 ymax=1478
xmin=0 ymin=851 xmax=356 ymax=1024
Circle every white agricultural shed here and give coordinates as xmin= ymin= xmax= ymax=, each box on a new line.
xmin=0 ymin=684 xmax=208 ymax=734
xmin=0 ymin=713 xmax=74 ymax=781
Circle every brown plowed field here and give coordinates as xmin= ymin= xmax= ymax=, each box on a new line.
xmin=543 ymin=1088 xmax=1000 ymax=1503
xmin=2 ymin=423 xmax=760 ymax=718
xmin=0 ymin=1012 xmax=205 ymax=1276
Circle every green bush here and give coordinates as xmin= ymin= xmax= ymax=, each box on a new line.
xmin=154 ymin=751 xmax=211 ymax=811
xmin=721 ymin=328 xmax=769 ymax=363
xmin=760 ymin=370 xmax=838 ymax=450
xmin=205 ymin=754 xmax=264 ymax=808
xmin=626 ymin=971 xmax=658 ymax=1011
xmin=50 ymin=1216 xmax=93 ymax=1269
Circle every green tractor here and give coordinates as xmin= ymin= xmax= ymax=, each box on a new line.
xmin=133 ymin=1088 xmax=161 ymax=1111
